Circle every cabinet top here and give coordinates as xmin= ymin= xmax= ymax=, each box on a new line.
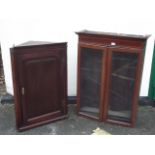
xmin=14 ymin=41 xmax=67 ymax=48
xmin=76 ymin=30 xmax=150 ymax=40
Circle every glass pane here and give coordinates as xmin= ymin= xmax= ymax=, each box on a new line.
xmin=107 ymin=52 xmax=138 ymax=122
xmin=79 ymin=47 xmax=103 ymax=118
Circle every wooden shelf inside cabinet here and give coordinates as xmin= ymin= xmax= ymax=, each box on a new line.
xmin=10 ymin=41 xmax=68 ymax=131
xmin=76 ymin=30 xmax=149 ymax=127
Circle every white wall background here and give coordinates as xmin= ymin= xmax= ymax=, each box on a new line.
xmin=0 ymin=0 xmax=155 ymax=96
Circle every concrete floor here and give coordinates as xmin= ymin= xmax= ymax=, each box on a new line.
xmin=0 ymin=102 xmax=155 ymax=135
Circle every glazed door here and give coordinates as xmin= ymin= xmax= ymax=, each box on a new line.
xmin=16 ymin=48 xmax=67 ymax=130
xmin=105 ymin=47 xmax=143 ymax=126
xmin=77 ymin=46 xmax=106 ymax=120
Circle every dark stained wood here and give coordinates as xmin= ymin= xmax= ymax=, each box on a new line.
xmin=103 ymin=48 xmax=112 ymax=121
xmin=10 ymin=41 xmax=68 ymax=131
xmin=130 ymin=52 xmax=144 ymax=126
xmin=99 ymin=49 xmax=107 ymax=121
xmin=76 ymin=30 xmax=148 ymax=127
xmin=76 ymin=30 xmax=150 ymax=40
xmin=76 ymin=30 xmax=149 ymax=50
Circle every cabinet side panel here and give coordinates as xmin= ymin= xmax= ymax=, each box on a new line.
xmin=10 ymin=49 xmax=23 ymax=128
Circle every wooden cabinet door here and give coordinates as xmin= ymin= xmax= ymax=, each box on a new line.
xmin=104 ymin=47 xmax=143 ymax=126
xmin=77 ymin=45 xmax=107 ymax=120
xmin=11 ymin=44 xmax=67 ymax=131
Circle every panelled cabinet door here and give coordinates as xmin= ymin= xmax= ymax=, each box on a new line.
xmin=105 ymin=47 xmax=143 ymax=126
xmin=11 ymin=42 xmax=67 ymax=131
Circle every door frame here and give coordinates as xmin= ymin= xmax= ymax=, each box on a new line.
xmin=76 ymin=43 xmax=107 ymax=121
xmin=104 ymin=46 xmax=143 ymax=127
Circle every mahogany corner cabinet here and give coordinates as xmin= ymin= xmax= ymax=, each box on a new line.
xmin=10 ymin=41 xmax=68 ymax=131
xmin=76 ymin=30 xmax=149 ymax=127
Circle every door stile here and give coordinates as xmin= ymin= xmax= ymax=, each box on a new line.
xmin=99 ymin=48 xmax=108 ymax=121
xmin=102 ymin=48 xmax=113 ymax=121
xmin=130 ymin=51 xmax=143 ymax=126
xmin=76 ymin=44 xmax=82 ymax=114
